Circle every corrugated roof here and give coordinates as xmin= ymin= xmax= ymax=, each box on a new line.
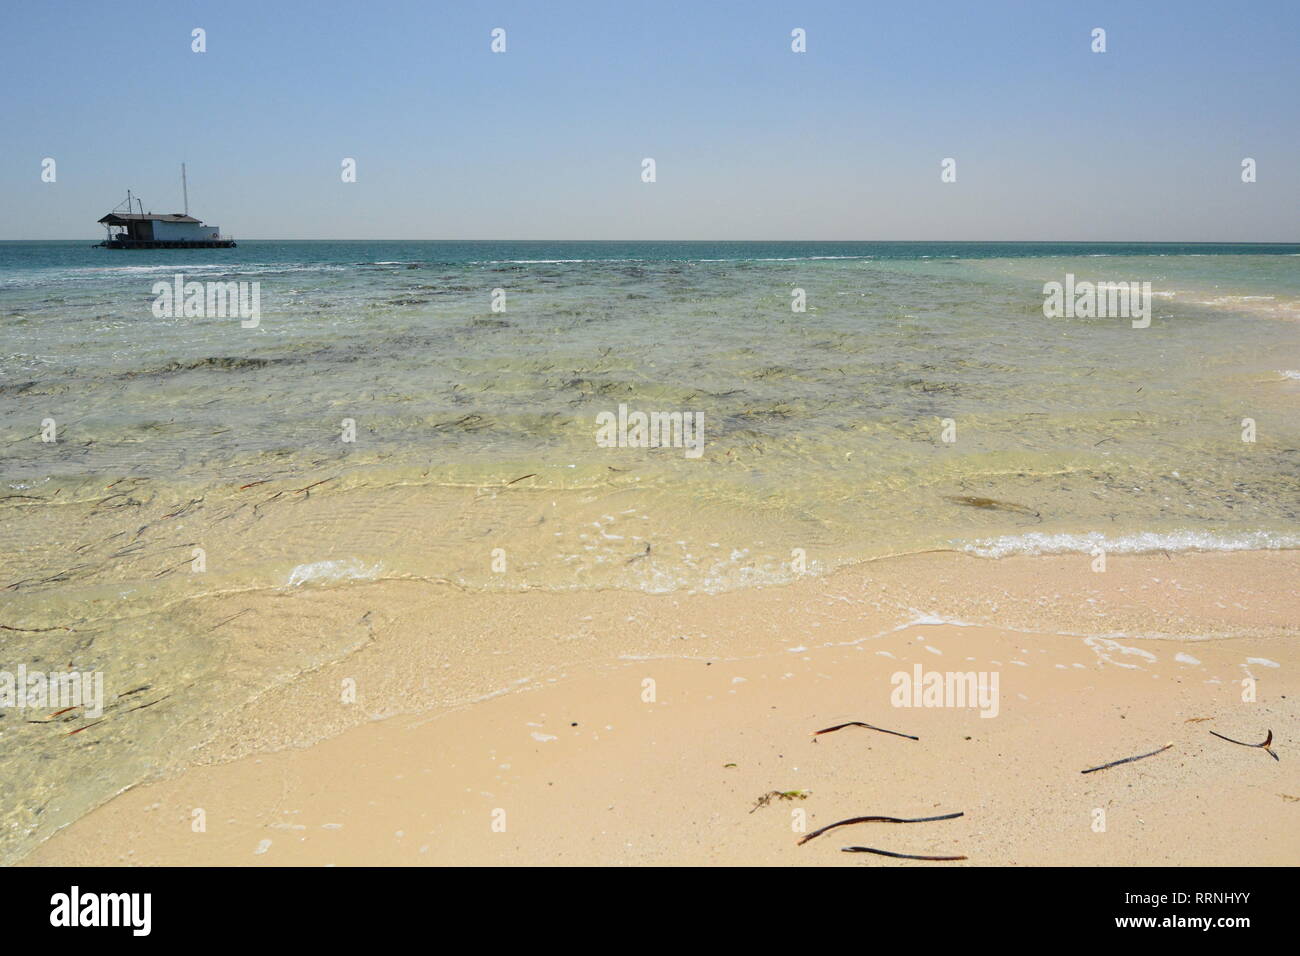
xmin=98 ymin=213 xmax=202 ymax=224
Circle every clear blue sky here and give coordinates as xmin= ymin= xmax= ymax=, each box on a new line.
xmin=4 ymin=0 xmax=1298 ymax=240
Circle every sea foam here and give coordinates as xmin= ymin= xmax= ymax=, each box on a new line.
xmin=286 ymin=558 xmax=383 ymax=588
xmin=958 ymin=530 xmax=1300 ymax=559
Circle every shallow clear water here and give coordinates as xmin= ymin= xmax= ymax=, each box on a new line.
xmin=4 ymin=241 xmax=1298 ymax=594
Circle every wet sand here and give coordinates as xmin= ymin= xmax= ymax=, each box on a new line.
xmin=21 ymin=550 xmax=1300 ymax=866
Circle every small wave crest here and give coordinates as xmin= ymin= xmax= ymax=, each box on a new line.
xmin=958 ymin=530 xmax=1300 ymax=559
xmin=286 ymin=558 xmax=383 ymax=588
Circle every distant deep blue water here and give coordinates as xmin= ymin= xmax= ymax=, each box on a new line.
xmin=5 ymin=239 xmax=1300 ymax=274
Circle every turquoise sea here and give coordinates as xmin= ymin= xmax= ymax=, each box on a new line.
xmin=4 ymin=240 xmax=1299 ymax=590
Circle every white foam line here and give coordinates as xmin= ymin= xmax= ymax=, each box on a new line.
xmin=959 ymin=530 xmax=1300 ymax=559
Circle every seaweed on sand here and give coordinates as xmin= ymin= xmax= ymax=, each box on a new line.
xmin=798 ymin=811 xmax=963 ymax=846
xmin=1209 ymin=729 xmax=1279 ymax=761
xmin=750 ymin=790 xmax=810 ymax=813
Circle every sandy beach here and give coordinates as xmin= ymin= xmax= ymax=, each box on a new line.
xmin=6 ymin=236 xmax=1299 ymax=872
xmin=22 ymin=549 xmax=1298 ymax=867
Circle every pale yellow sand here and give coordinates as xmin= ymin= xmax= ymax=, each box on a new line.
xmin=22 ymin=551 xmax=1300 ymax=866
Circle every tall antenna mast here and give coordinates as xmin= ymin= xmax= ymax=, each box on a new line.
xmin=181 ymin=163 xmax=189 ymax=216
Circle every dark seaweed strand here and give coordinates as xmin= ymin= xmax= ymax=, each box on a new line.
xmin=1080 ymin=743 xmax=1173 ymax=774
xmin=798 ymin=812 xmax=964 ymax=846
xmin=841 ymin=846 xmax=967 ymax=861
xmin=813 ymin=721 xmax=919 ymax=741
xmin=1210 ymin=729 xmax=1279 ymax=761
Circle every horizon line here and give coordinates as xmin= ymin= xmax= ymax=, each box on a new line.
xmin=6 ymin=238 xmax=1300 ymax=245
